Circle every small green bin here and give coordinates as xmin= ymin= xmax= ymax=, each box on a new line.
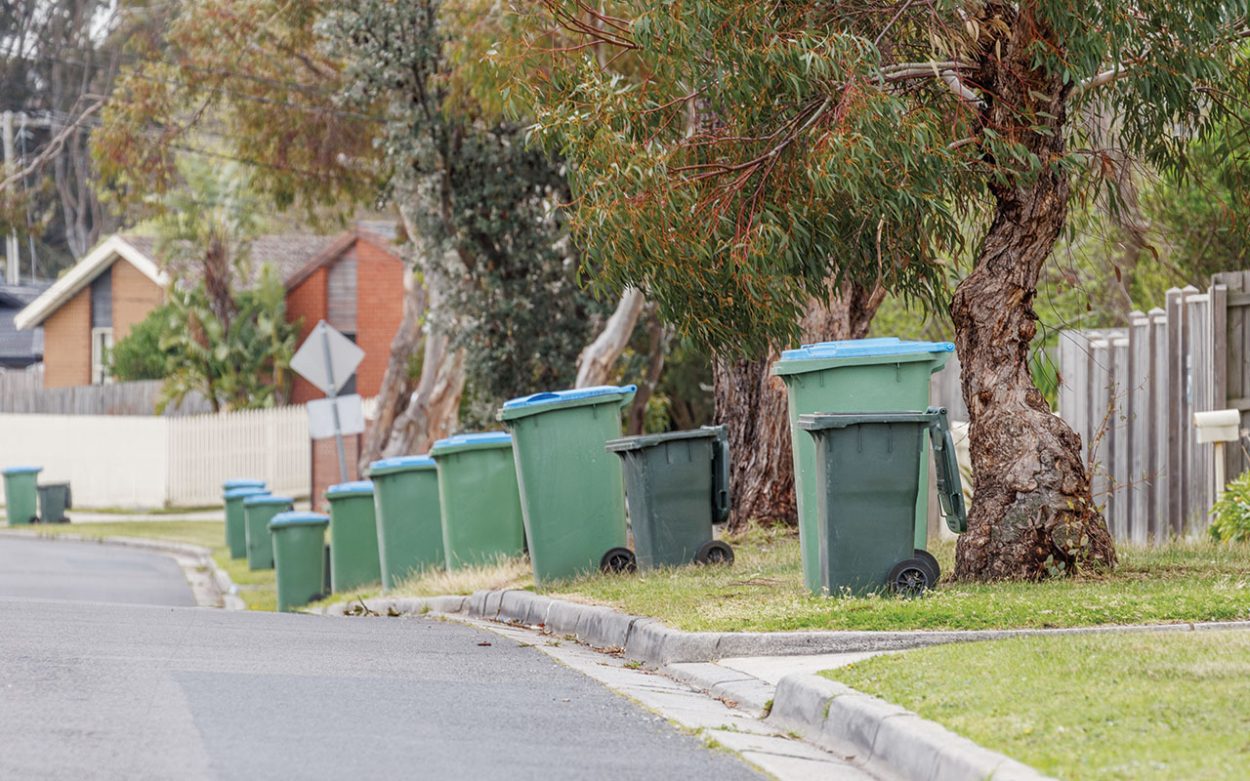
xmin=37 ymin=483 xmax=72 ymax=524
xmin=243 ymin=494 xmax=294 ymax=570
xmin=429 ymin=433 xmax=525 ymax=570
xmin=224 ymin=485 xmax=268 ymax=559
xmin=773 ymin=338 xmax=954 ymax=593
xmin=605 ymin=426 xmax=733 ymax=570
xmin=500 ymin=385 xmax=635 ymax=584
xmin=222 ymin=482 xmax=266 ymax=554
xmin=367 ymin=455 xmax=444 ymax=591
xmin=3 ymin=466 xmax=41 ymax=526
xmin=326 ymin=480 xmax=381 ymax=592
xmin=798 ymin=407 xmax=966 ymax=596
xmin=269 ymin=511 xmax=330 ymax=611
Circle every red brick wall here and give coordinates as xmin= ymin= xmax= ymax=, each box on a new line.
xmin=42 ymin=287 xmax=92 ymax=388
xmin=286 ymin=267 xmax=328 ymax=404
xmin=353 ymin=237 xmax=405 ymax=398
xmin=309 ymin=428 xmax=367 ymax=513
xmin=112 ymin=260 xmax=164 ymax=340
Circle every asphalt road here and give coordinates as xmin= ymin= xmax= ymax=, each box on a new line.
xmin=0 ymin=537 xmax=763 ymax=780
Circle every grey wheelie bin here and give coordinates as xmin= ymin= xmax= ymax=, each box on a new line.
xmin=430 ymin=433 xmax=526 ymax=570
xmin=224 ymin=485 xmax=268 ymax=559
xmin=325 ymin=481 xmax=381 ymax=592
xmin=37 ymin=483 xmax=72 ymax=523
xmin=368 ymin=455 xmax=444 ymax=590
xmin=243 ymin=494 xmax=294 ymax=570
xmin=269 ymin=511 xmax=330 ymax=611
xmin=605 ymin=426 xmax=733 ymax=569
xmin=798 ymin=407 xmax=966 ymax=596
xmin=774 ymin=337 xmax=954 ymax=593
xmin=500 ymin=385 xmax=635 ymax=584
xmin=3 ymin=466 xmax=41 ymax=525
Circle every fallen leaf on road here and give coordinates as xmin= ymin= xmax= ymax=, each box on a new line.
xmin=477 ymin=641 xmax=492 ymax=647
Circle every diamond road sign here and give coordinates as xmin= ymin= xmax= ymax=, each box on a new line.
xmin=290 ymin=320 xmax=364 ymax=395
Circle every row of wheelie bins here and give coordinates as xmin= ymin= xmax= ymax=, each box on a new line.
xmin=2 ymin=466 xmax=72 ymax=525
xmin=220 ymin=335 xmax=969 ymax=611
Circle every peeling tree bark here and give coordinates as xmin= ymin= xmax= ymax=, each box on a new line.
xmin=361 ymin=204 xmax=466 ymax=462
xmin=575 ymin=286 xmax=646 ymax=387
xmin=951 ymin=3 xmax=1116 ymax=580
xmin=718 ymin=282 xmax=885 ymax=532
xmin=359 ymin=265 xmax=425 ymax=469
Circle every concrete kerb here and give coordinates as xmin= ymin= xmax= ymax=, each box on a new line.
xmin=319 ymin=588 xmax=1250 ymax=780
xmin=0 ymin=529 xmax=244 ymax=610
xmin=768 ymin=674 xmax=1055 ymax=781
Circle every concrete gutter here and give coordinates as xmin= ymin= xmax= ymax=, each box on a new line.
xmin=0 ymin=529 xmax=245 ymax=610
xmin=321 ymin=588 xmax=1250 ymax=781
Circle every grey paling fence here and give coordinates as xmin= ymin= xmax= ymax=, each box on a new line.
xmin=1055 ymin=282 xmax=1245 ymax=542
xmin=0 ymin=370 xmax=211 ymax=416
xmin=929 ymin=352 xmax=969 ymax=422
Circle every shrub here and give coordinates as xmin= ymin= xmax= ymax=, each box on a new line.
xmin=1209 ymin=471 xmax=1250 ymax=543
xmin=109 ymin=305 xmax=174 ymax=381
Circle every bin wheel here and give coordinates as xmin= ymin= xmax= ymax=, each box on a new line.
xmin=600 ymin=547 xmax=637 ymax=574
xmin=913 ymin=549 xmax=941 ymax=585
xmin=695 ymin=540 xmax=735 ymax=566
xmin=887 ymin=558 xmax=933 ymax=598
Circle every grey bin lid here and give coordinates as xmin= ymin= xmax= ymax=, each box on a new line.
xmin=605 ymin=425 xmax=726 ymax=453
xmin=798 ymin=410 xmax=943 ymax=431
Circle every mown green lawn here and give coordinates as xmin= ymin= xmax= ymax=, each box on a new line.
xmin=825 ymin=630 xmax=1250 ymax=780
xmin=389 ymin=528 xmax=1250 ymax=632
xmin=13 ymin=521 xmax=277 ymax=611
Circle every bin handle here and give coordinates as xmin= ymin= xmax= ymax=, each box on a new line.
xmin=926 ymin=407 xmax=967 ymax=534
xmin=711 ymin=426 xmax=732 ymax=523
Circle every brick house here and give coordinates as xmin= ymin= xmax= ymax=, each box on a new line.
xmin=15 ymin=228 xmax=407 ymax=396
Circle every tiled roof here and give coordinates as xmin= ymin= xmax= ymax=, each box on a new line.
xmin=122 ymin=233 xmax=343 ymax=287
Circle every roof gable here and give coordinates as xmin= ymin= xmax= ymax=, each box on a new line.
xmin=14 ymin=236 xmax=166 ymax=331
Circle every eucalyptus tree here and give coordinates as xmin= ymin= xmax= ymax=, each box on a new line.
xmin=524 ymin=0 xmax=1250 ymax=578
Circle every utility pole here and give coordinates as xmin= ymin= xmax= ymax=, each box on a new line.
xmin=2 ymin=111 xmax=19 ymax=285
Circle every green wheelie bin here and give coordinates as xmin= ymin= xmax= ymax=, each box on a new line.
xmin=224 ymin=485 xmax=268 ymax=559
xmin=430 ymin=433 xmax=525 ymax=570
xmin=243 ymin=494 xmax=294 ymax=570
xmin=37 ymin=483 xmax=72 ymax=523
xmin=3 ymin=466 xmax=41 ymax=525
xmin=326 ymin=481 xmax=381 ymax=592
xmin=605 ymin=426 xmax=734 ymax=570
xmin=500 ymin=385 xmax=636 ymax=583
xmin=269 ymin=511 xmax=330 ymax=611
xmin=798 ymin=407 xmax=967 ymax=596
xmin=367 ymin=455 xmax=444 ymax=590
xmin=773 ymin=338 xmax=954 ymax=593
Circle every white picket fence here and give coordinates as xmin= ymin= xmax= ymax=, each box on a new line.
xmin=0 ymin=405 xmax=309 ymax=509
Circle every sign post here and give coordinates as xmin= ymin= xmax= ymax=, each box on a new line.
xmin=291 ymin=321 xmax=366 ymax=484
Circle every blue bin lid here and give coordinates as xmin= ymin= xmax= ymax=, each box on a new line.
xmin=778 ymin=337 xmax=953 ymax=363
xmin=223 ymin=478 xmax=266 ymax=490
xmin=502 ymin=385 xmax=637 ymax=412
xmin=243 ymin=494 xmax=294 ymax=507
xmin=326 ymin=480 xmax=374 ymax=499
xmin=224 ymin=486 xmax=270 ymax=500
xmin=2 ymin=465 xmax=42 ymax=476
xmin=367 ymin=455 xmax=436 ymax=476
xmin=269 ymin=511 xmax=330 ymax=530
xmin=430 ymin=431 xmax=513 ymax=456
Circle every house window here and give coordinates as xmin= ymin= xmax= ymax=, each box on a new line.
xmin=91 ymin=327 xmax=113 ymax=385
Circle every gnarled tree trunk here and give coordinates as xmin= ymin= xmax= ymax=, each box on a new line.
xmin=625 ymin=306 xmax=670 ymax=435
xmin=951 ymin=3 xmax=1115 ymax=580
xmin=359 ymin=264 xmax=425 ymax=469
xmin=719 ymin=282 xmax=885 ymax=531
xmin=360 ymin=206 xmax=466 ymax=463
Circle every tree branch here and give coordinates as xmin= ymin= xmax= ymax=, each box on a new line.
xmin=0 ymin=97 xmax=106 ymax=193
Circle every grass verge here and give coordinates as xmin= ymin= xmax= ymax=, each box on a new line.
xmin=386 ymin=528 xmax=1250 ymax=632
xmin=823 ymin=630 xmax=1250 ymax=780
xmin=12 ymin=521 xmax=276 ymax=611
